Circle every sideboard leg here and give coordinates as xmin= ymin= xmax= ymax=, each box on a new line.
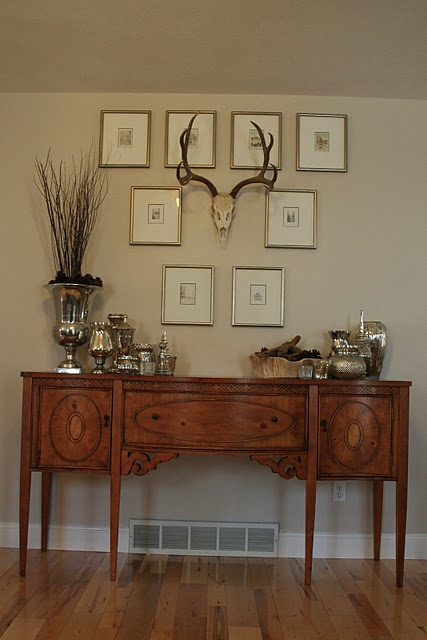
xmin=305 ymin=384 xmax=318 ymax=586
xmin=396 ymin=386 xmax=410 ymax=587
xmin=305 ymin=476 xmax=316 ymax=586
xmin=373 ymin=480 xmax=383 ymax=560
xmin=396 ymin=477 xmax=408 ymax=587
xmin=19 ymin=464 xmax=31 ymax=576
xmin=41 ymin=472 xmax=52 ymax=551
xmin=19 ymin=377 xmax=33 ymax=576
xmin=110 ymin=379 xmax=123 ymax=581
xmin=110 ymin=471 xmax=121 ymax=581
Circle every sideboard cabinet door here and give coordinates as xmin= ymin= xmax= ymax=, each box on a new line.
xmin=318 ymin=394 xmax=393 ymax=477
xmin=37 ymin=388 xmax=112 ymax=471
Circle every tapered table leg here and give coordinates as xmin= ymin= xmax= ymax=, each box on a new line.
xmin=41 ymin=472 xmax=52 ymax=551
xmin=373 ymin=479 xmax=383 ymax=560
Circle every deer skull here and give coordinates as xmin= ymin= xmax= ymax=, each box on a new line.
xmin=211 ymin=193 xmax=235 ymax=244
xmin=177 ymin=114 xmax=277 ymax=245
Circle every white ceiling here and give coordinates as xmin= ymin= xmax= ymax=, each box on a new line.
xmin=1 ymin=0 xmax=426 ymax=99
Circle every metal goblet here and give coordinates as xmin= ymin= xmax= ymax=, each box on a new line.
xmin=88 ymin=322 xmax=113 ymax=373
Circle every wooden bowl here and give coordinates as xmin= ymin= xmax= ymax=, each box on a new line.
xmin=249 ymin=354 xmax=315 ymax=378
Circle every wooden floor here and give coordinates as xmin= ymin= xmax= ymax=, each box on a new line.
xmin=0 ymin=549 xmax=425 ymax=639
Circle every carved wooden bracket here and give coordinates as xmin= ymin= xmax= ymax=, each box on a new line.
xmin=250 ymin=454 xmax=307 ymax=480
xmin=121 ymin=451 xmax=179 ymax=476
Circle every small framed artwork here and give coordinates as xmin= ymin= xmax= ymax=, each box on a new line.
xmin=99 ymin=110 xmax=151 ymax=167
xmin=265 ymin=189 xmax=317 ymax=248
xmin=232 ymin=266 xmax=285 ymax=327
xmin=231 ymin=112 xmax=282 ymax=169
xmin=130 ymin=187 xmax=182 ymax=245
xmin=296 ymin=113 xmax=347 ymax=172
xmin=165 ymin=110 xmax=216 ymax=167
xmin=162 ymin=265 xmax=214 ymax=325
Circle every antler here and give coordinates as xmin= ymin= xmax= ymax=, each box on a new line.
xmin=230 ymin=121 xmax=278 ymax=198
xmin=176 ymin=114 xmax=218 ymax=197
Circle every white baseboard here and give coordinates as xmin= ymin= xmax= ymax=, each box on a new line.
xmin=1 ymin=522 xmax=426 ymax=559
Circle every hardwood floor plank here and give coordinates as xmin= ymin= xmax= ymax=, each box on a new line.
xmin=207 ymin=605 xmax=228 ymax=640
xmin=253 ymin=587 xmax=285 ymax=639
xmin=74 ymin=554 xmax=117 ymax=614
xmin=0 ymin=617 xmax=45 ymax=640
xmin=115 ymin=556 xmax=165 ymax=640
xmin=57 ymin=612 xmax=103 ymax=640
xmin=173 ymin=583 xmax=207 ymax=640
xmin=181 ymin=556 xmax=208 ymax=585
xmin=225 ymin=585 xmax=259 ymax=628
xmin=0 ymin=551 xmax=425 ymax=640
xmin=329 ymin=613 xmax=376 ymax=640
xmin=150 ymin=557 xmax=183 ymax=640
xmin=207 ymin=558 xmax=226 ymax=608
xmin=0 ymin=550 xmax=18 ymax=578
xmin=357 ymin=567 xmax=427 ymax=640
xmin=228 ymin=626 xmax=262 ymax=640
xmin=348 ymin=592 xmax=394 ymax=638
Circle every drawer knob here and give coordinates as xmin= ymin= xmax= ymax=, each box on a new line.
xmin=260 ymin=422 xmax=267 ymax=429
xmin=271 ymin=416 xmax=278 ymax=422
xmin=152 ymin=413 xmax=159 ymax=420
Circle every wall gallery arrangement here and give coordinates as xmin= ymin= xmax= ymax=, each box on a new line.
xmin=97 ymin=108 xmax=348 ymax=326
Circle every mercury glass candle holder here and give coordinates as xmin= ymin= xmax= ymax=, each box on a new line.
xmin=88 ymin=322 xmax=113 ymax=373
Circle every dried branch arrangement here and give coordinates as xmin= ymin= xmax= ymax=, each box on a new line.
xmin=255 ymin=335 xmax=322 ymax=361
xmin=34 ymin=147 xmax=108 ymax=285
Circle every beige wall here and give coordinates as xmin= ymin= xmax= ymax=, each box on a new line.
xmin=0 ymin=93 xmax=425 ymax=554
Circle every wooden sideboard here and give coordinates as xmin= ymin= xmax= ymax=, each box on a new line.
xmin=19 ymin=372 xmax=411 ymax=586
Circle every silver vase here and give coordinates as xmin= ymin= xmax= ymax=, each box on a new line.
xmin=362 ymin=321 xmax=387 ymax=379
xmin=46 ymin=283 xmax=100 ymax=373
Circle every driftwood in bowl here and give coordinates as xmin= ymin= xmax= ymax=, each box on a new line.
xmin=249 ymin=354 xmax=315 ymax=378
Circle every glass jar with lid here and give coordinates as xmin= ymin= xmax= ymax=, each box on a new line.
xmin=134 ymin=343 xmax=156 ymax=375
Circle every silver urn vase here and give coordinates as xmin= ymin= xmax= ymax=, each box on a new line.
xmin=362 ymin=321 xmax=387 ymax=379
xmin=46 ymin=283 xmax=100 ymax=373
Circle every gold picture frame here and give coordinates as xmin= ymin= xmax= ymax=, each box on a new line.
xmin=162 ymin=265 xmax=215 ymax=325
xmin=165 ymin=110 xmax=216 ymax=168
xmin=99 ymin=110 xmax=151 ymax=167
xmin=130 ymin=187 xmax=182 ymax=245
xmin=297 ymin=113 xmax=347 ymax=172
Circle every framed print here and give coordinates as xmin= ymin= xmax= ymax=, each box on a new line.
xmin=231 ymin=112 xmax=282 ymax=169
xmin=99 ymin=110 xmax=151 ymax=167
xmin=165 ymin=110 xmax=216 ymax=167
xmin=130 ymin=187 xmax=182 ymax=245
xmin=232 ymin=266 xmax=285 ymax=327
xmin=162 ymin=265 xmax=214 ymax=325
xmin=296 ymin=113 xmax=347 ymax=172
xmin=265 ymin=189 xmax=317 ymax=248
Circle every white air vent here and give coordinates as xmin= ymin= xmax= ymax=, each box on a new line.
xmin=129 ymin=519 xmax=279 ymax=557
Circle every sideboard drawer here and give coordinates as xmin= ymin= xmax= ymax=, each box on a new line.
xmin=123 ymin=391 xmax=307 ymax=451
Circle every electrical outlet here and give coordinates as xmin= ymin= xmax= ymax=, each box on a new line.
xmin=333 ymin=481 xmax=347 ymax=502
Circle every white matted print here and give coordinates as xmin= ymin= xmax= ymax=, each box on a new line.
xmin=265 ymin=189 xmax=317 ymax=248
xmin=99 ymin=110 xmax=151 ymax=167
xmin=231 ymin=112 xmax=282 ymax=169
xmin=165 ymin=111 xmax=216 ymax=167
xmin=130 ymin=187 xmax=182 ymax=245
xmin=162 ymin=265 xmax=214 ymax=325
xmin=232 ymin=266 xmax=285 ymax=327
xmin=297 ymin=113 xmax=347 ymax=172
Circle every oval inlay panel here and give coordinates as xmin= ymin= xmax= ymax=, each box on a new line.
xmin=130 ymin=397 xmax=305 ymax=447
xmin=67 ymin=413 xmax=85 ymax=443
xmin=49 ymin=394 xmax=102 ymax=462
xmin=328 ymin=401 xmax=380 ymax=470
xmin=345 ymin=421 xmax=363 ymax=450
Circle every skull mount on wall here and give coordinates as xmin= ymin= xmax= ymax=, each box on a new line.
xmin=177 ymin=114 xmax=278 ymax=244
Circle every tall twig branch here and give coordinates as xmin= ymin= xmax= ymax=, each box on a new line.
xmin=34 ymin=146 xmax=108 ymax=285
